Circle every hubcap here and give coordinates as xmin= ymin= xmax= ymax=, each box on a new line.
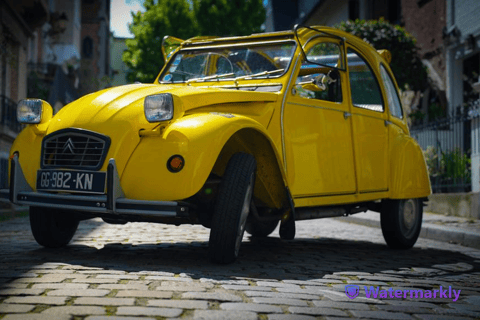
xmin=234 ymin=174 xmax=254 ymax=256
xmin=401 ymin=199 xmax=417 ymax=238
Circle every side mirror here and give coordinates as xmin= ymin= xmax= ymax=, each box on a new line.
xmin=328 ymin=69 xmax=340 ymax=81
xmin=301 ymin=82 xmax=324 ymax=92
xmin=298 ymin=69 xmax=340 ymax=92
xmin=313 ymin=75 xmax=327 ymax=91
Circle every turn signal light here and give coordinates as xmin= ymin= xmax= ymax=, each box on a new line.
xmin=9 ymin=152 xmax=19 ymax=160
xmin=167 ymin=155 xmax=184 ymax=173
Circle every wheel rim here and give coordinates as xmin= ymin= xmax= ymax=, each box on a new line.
xmin=234 ymin=173 xmax=254 ymax=256
xmin=400 ymin=199 xmax=417 ymax=238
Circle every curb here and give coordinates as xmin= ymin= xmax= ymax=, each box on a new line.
xmin=336 ymin=215 xmax=480 ymax=249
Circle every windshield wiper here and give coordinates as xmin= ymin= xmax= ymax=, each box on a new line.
xmin=234 ymin=69 xmax=285 ymax=80
xmin=180 ymin=69 xmax=285 ymax=84
xmin=159 ymin=70 xmax=199 ymax=83
xmin=186 ymin=73 xmax=235 ymax=83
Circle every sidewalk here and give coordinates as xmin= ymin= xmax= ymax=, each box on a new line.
xmin=0 ymin=206 xmax=28 ymax=222
xmin=336 ymin=210 xmax=480 ymax=249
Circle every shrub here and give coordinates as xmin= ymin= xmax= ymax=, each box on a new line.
xmin=336 ymin=18 xmax=428 ymax=92
xmin=423 ymin=147 xmax=471 ymax=192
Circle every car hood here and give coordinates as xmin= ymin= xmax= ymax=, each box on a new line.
xmin=43 ymin=84 xmax=279 ymax=174
xmin=48 ymin=83 xmax=278 ymax=133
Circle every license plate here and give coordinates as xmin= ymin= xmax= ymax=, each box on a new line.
xmin=36 ymin=170 xmax=106 ymax=194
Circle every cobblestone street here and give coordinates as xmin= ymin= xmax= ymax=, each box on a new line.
xmin=0 ymin=215 xmax=479 ymax=320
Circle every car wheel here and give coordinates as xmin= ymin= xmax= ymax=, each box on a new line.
xmin=245 ymin=218 xmax=278 ymax=238
xmin=209 ymin=153 xmax=256 ymax=264
xmin=380 ymin=199 xmax=422 ymax=249
xmin=30 ymin=206 xmax=79 ymax=248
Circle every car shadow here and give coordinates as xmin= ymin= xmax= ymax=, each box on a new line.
xmin=1 ymin=218 xmax=478 ymax=285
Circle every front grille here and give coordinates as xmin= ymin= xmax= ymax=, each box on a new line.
xmin=41 ymin=129 xmax=111 ymax=170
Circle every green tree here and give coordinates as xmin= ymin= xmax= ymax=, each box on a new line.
xmin=123 ymin=0 xmax=197 ymax=83
xmin=193 ymin=0 xmax=265 ymax=37
xmin=337 ymin=18 xmax=427 ymax=92
xmin=123 ymin=0 xmax=266 ymax=83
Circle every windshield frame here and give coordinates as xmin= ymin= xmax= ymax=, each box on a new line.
xmin=158 ymin=39 xmax=298 ymax=84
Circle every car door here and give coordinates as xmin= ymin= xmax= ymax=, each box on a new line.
xmin=346 ymin=47 xmax=389 ymax=193
xmin=283 ymin=39 xmax=357 ymax=197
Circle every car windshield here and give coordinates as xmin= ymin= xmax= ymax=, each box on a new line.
xmin=159 ymin=41 xmax=296 ymax=83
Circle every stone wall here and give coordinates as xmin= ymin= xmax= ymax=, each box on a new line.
xmin=425 ymin=192 xmax=480 ymax=220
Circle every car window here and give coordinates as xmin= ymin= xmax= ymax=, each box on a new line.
xmin=166 ymin=53 xmax=209 ymax=82
xmin=347 ymin=49 xmax=384 ymax=112
xmin=215 ymin=55 xmax=243 ymax=75
xmin=380 ymin=64 xmax=403 ymax=119
xmin=294 ymin=42 xmax=342 ymax=103
xmin=160 ymin=42 xmax=296 ymax=83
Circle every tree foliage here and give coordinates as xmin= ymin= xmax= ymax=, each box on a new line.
xmin=123 ymin=0 xmax=265 ymax=83
xmin=194 ymin=0 xmax=265 ymax=37
xmin=336 ymin=18 xmax=427 ymax=92
xmin=123 ymin=0 xmax=195 ymax=83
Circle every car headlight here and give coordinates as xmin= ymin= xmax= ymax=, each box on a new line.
xmin=144 ymin=93 xmax=174 ymax=122
xmin=17 ymin=99 xmax=44 ymax=124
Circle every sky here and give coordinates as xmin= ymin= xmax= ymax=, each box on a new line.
xmin=110 ymin=0 xmax=145 ymax=38
xmin=110 ymin=0 xmax=269 ymax=38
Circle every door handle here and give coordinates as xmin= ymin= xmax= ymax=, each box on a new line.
xmin=385 ymin=120 xmax=391 ymax=126
xmin=344 ymin=112 xmax=351 ymax=120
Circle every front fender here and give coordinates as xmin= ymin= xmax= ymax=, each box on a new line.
xmin=389 ymin=125 xmax=431 ymax=199
xmin=9 ymin=126 xmax=44 ymax=189
xmin=121 ymin=112 xmax=286 ymax=203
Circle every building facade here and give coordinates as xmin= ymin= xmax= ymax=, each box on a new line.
xmin=0 ymin=0 xmax=111 ymax=189
xmin=80 ymin=0 xmax=111 ymax=95
xmin=0 ymin=0 xmax=49 ymax=188
xmin=265 ymin=0 xmax=402 ymax=33
xmin=445 ymin=0 xmax=480 ymax=112
xmin=444 ymin=0 xmax=480 ymax=191
xmin=110 ymin=36 xmax=130 ymax=87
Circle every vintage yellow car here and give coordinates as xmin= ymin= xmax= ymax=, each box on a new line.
xmin=1 ymin=25 xmax=430 ymax=263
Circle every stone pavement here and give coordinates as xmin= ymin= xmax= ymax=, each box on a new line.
xmin=0 ymin=215 xmax=479 ymax=319
xmin=336 ymin=211 xmax=480 ymax=249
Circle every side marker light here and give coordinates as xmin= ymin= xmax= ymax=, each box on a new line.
xmin=167 ymin=155 xmax=185 ymax=173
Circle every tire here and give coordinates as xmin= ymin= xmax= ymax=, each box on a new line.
xmin=380 ymin=199 xmax=422 ymax=249
xmin=209 ymin=153 xmax=256 ymax=264
xmin=29 ymin=206 xmax=79 ymax=248
xmin=245 ymin=219 xmax=278 ymax=238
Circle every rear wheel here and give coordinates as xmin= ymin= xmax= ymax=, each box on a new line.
xmin=209 ymin=153 xmax=256 ymax=264
xmin=245 ymin=218 xmax=278 ymax=238
xmin=380 ymin=199 xmax=422 ymax=249
xmin=30 ymin=206 xmax=79 ymax=248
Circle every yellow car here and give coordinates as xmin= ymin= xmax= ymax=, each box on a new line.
xmin=1 ymin=25 xmax=430 ymax=264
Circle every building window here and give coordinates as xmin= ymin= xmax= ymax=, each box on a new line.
xmin=83 ymin=36 xmax=93 ymax=58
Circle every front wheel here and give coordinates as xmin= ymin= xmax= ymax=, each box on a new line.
xmin=380 ymin=199 xmax=422 ymax=249
xmin=30 ymin=207 xmax=79 ymax=248
xmin=209 ymin=153 xmax=256 ymax=264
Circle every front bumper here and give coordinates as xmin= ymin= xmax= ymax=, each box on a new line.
xmin=0 ymin=155 xmax=190 ymax=220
